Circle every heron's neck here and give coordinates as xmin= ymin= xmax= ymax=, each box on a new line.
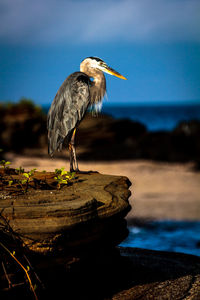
xmin=80 ymin=62 xmax=106 ymax=104
xmin=90 ymin=72 xmax=106 ymax=104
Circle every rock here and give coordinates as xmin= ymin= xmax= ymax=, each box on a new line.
xmin=0 ymin=172 xmax=131 ymax=254
xmin=0 ymin=170 xmax=131 ymax=298
xmin=77 ymin=115 xmax=147 ymax=160
xmin=113 ymin=247 xmax=200 ymax=300
xmin=172 ymin=120 xmax=200 ymax=164
xmin=0 ymin=100 xmax=47 ymax=152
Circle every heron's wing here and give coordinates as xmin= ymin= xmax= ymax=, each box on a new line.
xmin=47 ymin=72 xmax=90 ymax=156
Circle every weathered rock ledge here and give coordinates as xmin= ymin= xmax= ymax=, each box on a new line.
xmin=0 ymin=172 xmax=131 ymax=253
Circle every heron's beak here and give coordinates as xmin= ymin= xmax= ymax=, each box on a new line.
xmin=103 ymin=65 xmax=127 ymax=80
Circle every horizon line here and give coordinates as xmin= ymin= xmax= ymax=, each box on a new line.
xmin=1 ymin=98 xmax=200 ymax=107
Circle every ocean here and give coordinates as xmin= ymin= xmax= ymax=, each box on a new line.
xmin=43 ymin=103 xmax=200 ymax=132
xmin=101 ymin=104 xmax=200 ymax=131
xmin=120 ymin=220 xmax=200 ymax=257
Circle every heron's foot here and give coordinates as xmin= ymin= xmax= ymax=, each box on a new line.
xmin=74 ymin=170 xmax=99 ymax=174
xmin=70 ymin=167 xmax=80 ymax=173
xmin=69 ymin=167 xmax=98 ymax=174
xmin=70 ymin=165 xmax=98 ymax=174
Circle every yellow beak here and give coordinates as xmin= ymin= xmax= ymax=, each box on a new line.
xmin=103 ymin=66 xmax=127 ymax=80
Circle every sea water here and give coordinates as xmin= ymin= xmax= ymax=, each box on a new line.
xmin=102 ymin=104 xmax=200 ymax=131
xmin=120 ymin=220 xmax=200 ymax=256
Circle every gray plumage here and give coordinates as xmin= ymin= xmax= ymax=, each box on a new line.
xmin=47 ymin=57 xmax=126 ymax=171
xmin=47 ymin=72 xmax=91 ymax=156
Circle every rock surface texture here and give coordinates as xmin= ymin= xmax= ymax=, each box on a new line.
xmin=0 ymin=172 xmax=131 ymax=253
xmin=114 ymin=248 xmax=200 ymax=300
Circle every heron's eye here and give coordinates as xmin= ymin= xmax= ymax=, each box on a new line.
xmin=100 ymin=62 xmax=107 ymax=68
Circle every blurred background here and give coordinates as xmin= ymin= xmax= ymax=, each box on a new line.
xmin=0 ymin=0 xmax=200 ymax=256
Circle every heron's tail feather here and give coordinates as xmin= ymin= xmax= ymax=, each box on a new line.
xmin=48 ymin=130 xmax=64 ymax=157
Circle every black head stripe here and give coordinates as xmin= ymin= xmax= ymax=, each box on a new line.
xmin=84 ymin=56 xmax=104 ymax=63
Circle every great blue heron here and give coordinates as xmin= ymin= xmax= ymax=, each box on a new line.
xmin=47 ymin=57 xmax=127 ymax=172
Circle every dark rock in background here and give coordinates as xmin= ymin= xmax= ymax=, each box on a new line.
xmin=0 ymin=101 xmax=200 ymax=166
xmin=0 ymin=99 xmax=47 ymax=152
xmin=172 ymin=120 xmax=200 ymax=163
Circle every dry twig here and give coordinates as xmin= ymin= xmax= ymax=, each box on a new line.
xmin=2 ymin=261 xmax=12 ymax=289
xmin=0 ymin=241 xmax=38 ymax=300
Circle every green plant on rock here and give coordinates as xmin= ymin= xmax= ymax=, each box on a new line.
xmin=0 ymin=160 xmax=11 ymax=169
xmin=18 ymin=168 xmax=37 ymax=193
xmin=8 ymin=180 xmax=13 ymax=186
xmin=54 ymin=168 xmax=75 ymax=189
xmin=15 ymin=166 xmax=25 ymax=174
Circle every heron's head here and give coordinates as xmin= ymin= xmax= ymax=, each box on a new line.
xmin=80 ymin=57 xmax=127 ymax=80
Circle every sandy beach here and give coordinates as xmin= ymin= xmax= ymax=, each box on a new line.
xmin=6 ymin=153 xmax=200 ymax=221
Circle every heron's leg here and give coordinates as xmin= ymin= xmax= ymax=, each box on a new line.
xmin=69 ymin=143 xmax=74 ymax=172
xmin=69 ymin=129 xmax=79 ymax=172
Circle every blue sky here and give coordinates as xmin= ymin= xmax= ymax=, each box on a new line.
xmin=0 ymin=0 xmax=200 ymax=105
